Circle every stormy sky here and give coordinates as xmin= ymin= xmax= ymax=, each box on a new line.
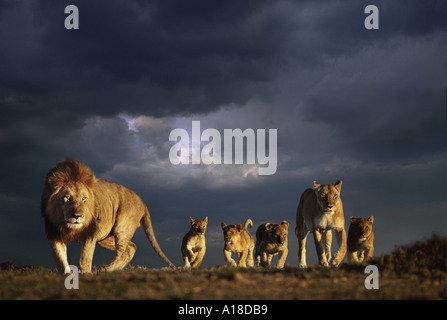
xmin=0 ymin=0 xmax=446 ymax=269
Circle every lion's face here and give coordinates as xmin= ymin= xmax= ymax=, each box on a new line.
xmin=313 ymin=180 xmax=342 ymax=214
xmin=265 ymin=221 xmax=289 ymax=245
xmin=190 ymin=217 xmax=208 ymax=235
xmin=56 ymin=183 xmax=94 ymax=230
xmin=43 ymin=158 xmax=97 ymax=232
xmin=349 ymin=216 xmax=374 ymax=241
xmin=221 ymin=223 xmax=242 ymax=244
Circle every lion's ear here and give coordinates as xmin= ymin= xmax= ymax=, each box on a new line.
xmin=313 ymin=181 xmax=321 ymax=189
xmin=221 ymin=222 xmax=227 ymax=229
xmin=204 ymin=217 xmax=208 ymax=223
xmin=235 ymin=224 xmax=243 ymax=231
xmin=350 ymin=216 xmax=356 ymax=223
xmin=281 ymin=221 xmax=289 ymax=228
xmin=368 ymin=216 xmax=374 ymax=224
xmin=334 ymin=180 xmax=342 ymax=191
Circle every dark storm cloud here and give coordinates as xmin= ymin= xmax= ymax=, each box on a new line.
xmin=1 ymin=0 xmax=293 ymax=121
xmin=2 ymin=0 xmax=445 ymax=122
xmin=301 ymin=36 xmax=447 ymax=165
xmin=0 ymin=0 xmax=294 ymax=194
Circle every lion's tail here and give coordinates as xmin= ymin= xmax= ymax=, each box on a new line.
xmin=244 ymin=219 xmax=253 ymax=230
xmin=141 ymin=208 xmax=176 ymax=268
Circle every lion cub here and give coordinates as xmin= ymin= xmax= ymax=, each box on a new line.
xmin=221 ymin=219 xmax=254 ymax=268
xmin=347 ymin=216 xmax=374 ymax=263
xmin=181 ymin=217 xmax=208 ymax=269
xmin=255 ymin=221 xmax=289 ymax=268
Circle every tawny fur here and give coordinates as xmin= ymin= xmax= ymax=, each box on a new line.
xmin=221 ymin=219 xmax=254 ymax=268
xmin=41 ymin=158 xmax=175 ymax=273
xmin=295 ymin=181 xmax=347 ymax=267
xmin=347 ymin=216 xmax=374 ymax=263
xmin=255 ymin=221 xmax=289 ymax=268
xmin=181 ymin=217 xmax=207 ymax=269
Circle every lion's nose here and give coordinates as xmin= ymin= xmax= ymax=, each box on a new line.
xmin=327 ymin=205 xmax=333 ymax=209
xmin=72 ymin=212 xmax=82 ymax=218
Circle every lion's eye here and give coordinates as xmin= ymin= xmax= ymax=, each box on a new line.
xmin=82 ymin=196 xmax=87 ymax=202
xmin=64 ymin=195 xmax=71 ymax=202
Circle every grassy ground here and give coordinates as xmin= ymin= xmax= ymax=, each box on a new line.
xmin=1 ymin=234 xmax=447 ymax=300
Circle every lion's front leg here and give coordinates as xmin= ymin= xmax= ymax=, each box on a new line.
xmin=277 ymin=248 xmax=288 ymax=269
xmin=223 ymin=248 xmax=237 ymax=267
xmin=363 ymin=246 xmax=374 ymax=262
xmin=49 ymin=240 xmax=69 ymax=274
xmin=347 ymin=250 xmax=359 ymax=263
xmin=297 ymin=228 xmax=309 ymax=268
xmin=313 ymin=229 xmax=329 ymax=266
xmin=183 ymin=245 xmax=195 ymax=268
xmin=324 ymin=230 xmax=332 ymax=263
xmin=238 ymin=250 xmax=248 ymax=268
xmin=254 ymin=250 xmax=261 ymax=267
xmin=331 ymin=228 xmax=346 ymax=267
xmin=79 ymin=238 xmax=96 ymax=273
xmin=191 ymin=247 xmax=205 ymax=268
xmin=260 ymin=251 xmax=269 ymax=267
xmin=266 ymin=254 xmax=273 ymax=267
xmin=183 ymin=256 xmax=191 ymax=269
xmin=246 ymin=247 xmax=254 ymax=267
xmin=358 ymin=250 xmax=365 ymax=263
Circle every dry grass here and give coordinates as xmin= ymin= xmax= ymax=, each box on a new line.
xmin=372 ymin=233 xmax=447 ymax=276
xmin=1 ymin=234 xmax=447 ymax=300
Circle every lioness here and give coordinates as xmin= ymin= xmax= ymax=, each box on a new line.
xmin=181 ymin=217 xmax=207 ymax=269
xmin=221 ymin=219 xmax=254 ymax=267
xmin=41 ymin=158 xmax=175 ymax=273
xmin=295 ymin=180 xmax=346 ymax=267
xmin=255 ymin=221 xmax=289 ymax=268
xmin=347 ymin=216 xmax=374 ymax=263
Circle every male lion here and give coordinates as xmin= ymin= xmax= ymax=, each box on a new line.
xmin=181 ymin=217 xmax=207 ymax=269
xmin=221 ymin=219 xmax=254 ymax=268
xmin=347 ymin=216 xmax=374 ymax=263
xmin=255 ymin=221 xmax=289 ymax=268
xmin=295 ymin=181 xmax=346 ymax=267
xmin=41 ymin=158 xmax=175 ymax=273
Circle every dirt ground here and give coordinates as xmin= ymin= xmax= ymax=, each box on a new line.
xmin=1 ymin=235 xmax=446 ymax=300
xmin=0 ymin=263 xmax=446 ymax=300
